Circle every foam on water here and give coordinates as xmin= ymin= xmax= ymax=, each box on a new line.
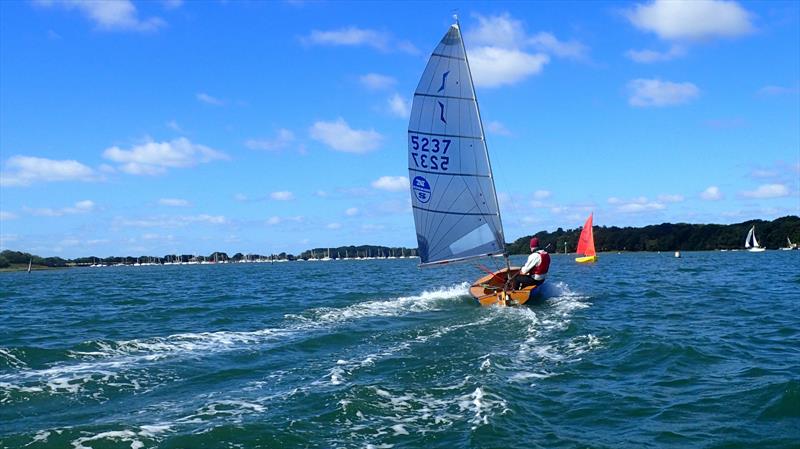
xmin=1 ymin=283 xmax=471 ymax=400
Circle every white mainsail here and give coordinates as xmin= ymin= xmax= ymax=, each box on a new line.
xmin=407 ymin=22 xmax=505 ymax=266
xmin=745 ymin=225 xmax=759 ymax=248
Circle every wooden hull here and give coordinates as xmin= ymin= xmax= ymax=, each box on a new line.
xmin=575 ymin=255 xmax=597 ymax=263
xmin=468 ymin=267 xmax=543 ymax=307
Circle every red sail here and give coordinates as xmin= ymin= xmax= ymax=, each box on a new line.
xmin=576 ymin=213 xmax=596 ymax=257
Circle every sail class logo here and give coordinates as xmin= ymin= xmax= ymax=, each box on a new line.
xmin=412 ymin=176 xmax=431 ymax=203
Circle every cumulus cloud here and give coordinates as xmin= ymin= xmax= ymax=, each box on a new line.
xmin=345 ymin=207 xmax=359 ymax=216
xmin=0 ymin=211 xmax=18 ymax=221
xmin=741 ymin=183 xmax=790 ymax=199
xmin=327 ymin=222 xmax=342 ymax=229
xmin=27 ymin=200 xmax=95 ymax=217
xmin=387 ymin=94 xmax=410 ymax=118
xmin=1 ymin=156 xmax=96 ymax=187
xmin=465 ymin=13 xmax=586 ymax=88
xmin=372 ymin=176 xmax=409 ymax=192
xmin=102 ymin=137 xmax=228 ymax=175
xmin=360 ymin=73 xmax=396 ymax=90
xmin=270 ymin=191 xmax=295 ymax=201
xmin=309 ymin=118 xmax=382 ymax=153
xmin=625 ymin=45 xmax=686 ymax=63
xmin=34 ymin=0 xmax=165 ymax=32
xmin=245 ymin=129 xmax=295 ymax=151
xmin=469 ymin=46 xmax=549 ymax=88
xmin=627 ymin=78 xmax=699 ymax=107
xmin=700 ymin=186 xmax=722 ymax=200
xmin=196 ymin=92 xmax=225 ymax=106
xmin=158 ymin=198 xmax=189 ymax=207
xmin=623 ymin=0 xmax=754 ymax=41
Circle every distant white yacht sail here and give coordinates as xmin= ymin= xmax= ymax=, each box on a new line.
xmin=745 ymin=225 xmax=766 ymax=252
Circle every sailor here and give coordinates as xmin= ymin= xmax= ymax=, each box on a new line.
xmin=513 ymin=237 xmax=550 ymax=290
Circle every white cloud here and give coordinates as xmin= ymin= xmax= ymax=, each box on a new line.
xmin=486 ymin=121 xmax=511 ymax=136
xmin=270 ymin=191 xmax=295 ymax=201
xmin=27 ymin=200 xmax=95 ymax=217
xmin=1 ymin=156 xmax=96 ymax=187
xmin=158 ymin=198 xmax=189 ymax=207
xmin=266 ymin=215 xmax=303 ymax=226
xmin=469 ymin=47 xmax=549 ymax=88
xmin=372 ymin=176 xmax=408 ymax=192
xmin=528 ymin=32 xmax=588 ymax=60
xmin=465 ymin=13 xmax=585 ymax=87
xmin=658 ymin=194 xmax=685 ymax=203
xmin=360 ymin=73 xmax=396 ymax=90
xmin=701 ymin=186 xmax=722 ymax=200
xmin=345 ymin=207 xmax=359 ymax=217
xmin=0 ymin=211 xmax=18 ymax=221
xmin=387 ymin=94 xmax=410 ymax=118
xmin=607 ymin=196 xmax=666 ymax=213
xmin=533 ymin=190 xmax=551 ymax=200
xmin=624 ymin=0 xmax=754 ymax=41
xmin=628 ymin=78 xmax=699 ymax=107
xmin=102 ymin=137 xmax=228 ymax=175
xmin=626 ymin=45 xmax=686 ymax=63
xmin=309 ymin=118 xmax=382 ymax=153
xmin=741 ymin=183 xmax=790 ymax=199
xmin=302 ymin=27 xmax=389 ymax=50
xmin=327 ymin=222 xmax=342 ymax=230
xmin=196 ymin=92 xmax=225 ymax=106
xmin=314 ymin=190 xmax=329 ymax=198
xmin=233 ymin=193 xmax=248 ymax=202
xmin=245 ymin=129 xmax=295 ymax=151
xmin=116 ymin=214 xmax=227 ymax=228
xmin=618 ymin=201 xmax=666 ymax=213
xmin=34 ymin=0 xmax=165 ymax=32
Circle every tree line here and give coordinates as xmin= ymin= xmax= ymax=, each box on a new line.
xmin=507 ymin=215 xmax=800 ymax=254
xmin=2 ymin=216 xmax=797 ymax=268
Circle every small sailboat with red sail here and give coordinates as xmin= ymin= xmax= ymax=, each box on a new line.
xmin=575 ymin=213 xmax=597 ymax=263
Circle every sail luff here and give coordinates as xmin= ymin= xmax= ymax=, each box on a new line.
xmin=745 ymin=226 xmax=755 ymax=248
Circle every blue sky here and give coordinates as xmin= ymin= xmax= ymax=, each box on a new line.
xmin=1 ymin=0 xmax=798 ymax=258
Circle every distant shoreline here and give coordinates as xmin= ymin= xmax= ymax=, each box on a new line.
xmin=2 ymin=216 xmax=798 ymax=271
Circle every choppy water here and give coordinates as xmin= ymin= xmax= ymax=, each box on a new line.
xmin=1 ymin=252 xmax=798 ymax=448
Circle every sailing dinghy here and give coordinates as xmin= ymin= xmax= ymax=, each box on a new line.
xmin=745 ymin=225 xmax=766 ymax=252
xmin=407 ymin=19 xmax=542 ymax=306
xmin=575 ymin=213 xmax=597 ymax=263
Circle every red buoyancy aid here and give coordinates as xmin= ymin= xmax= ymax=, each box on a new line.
xmin=533 ymin=251 xmax=550 ymax=275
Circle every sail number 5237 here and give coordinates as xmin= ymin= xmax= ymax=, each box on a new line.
xmin=410 ymin=135 xmax=451 ymax=171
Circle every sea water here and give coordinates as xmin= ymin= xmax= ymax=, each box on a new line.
xmin=1 ymin=252 xmax=798 ymax=448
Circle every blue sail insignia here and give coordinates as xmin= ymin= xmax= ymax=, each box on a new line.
xmin=438 ymin=101 xmax=446 ymax=124
xmin=438 ymin=71 xmax=450 ymax=92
